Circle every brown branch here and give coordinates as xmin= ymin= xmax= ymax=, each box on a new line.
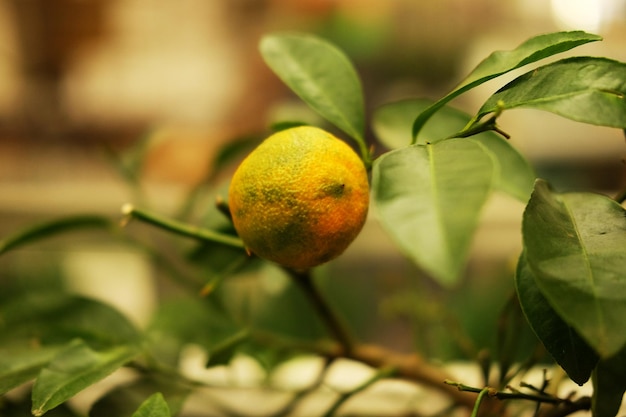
xmin=288 ymin=269 xmax=356 ymax=356
xmin=286 ymin=268 xmax=477 ymax=411
xmin=329 ymin=343 xmax=478 ymax=410
xmin=248 ymin=330 xmax=477 ymax=411
xmin=445 ymin=380 xmax=592 ymax=417
xmin=536 ymin=396 xmax=592 ymax=417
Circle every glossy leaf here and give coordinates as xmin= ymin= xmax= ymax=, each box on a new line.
xmin=131 ymin=393 xmax=171 ymax=417
xmin=91 ymin=376 xmax=189 ymax=417
xmin=592 ymin=346 xmax=626 ymax=417
xmin=0 ymin=293 xmax=142 ymax=348
xmin=0 ymin=401 xmax=79 ymax=417
xmin=373 ymin=98 xmax=451 ymax=148
xmin=32 ymin=339 xmax=140 ymax=416
xmin=412 ymin=31 xmax=602 ymax=139
xmin=472 ymin=134 xmax=534 ymax=202
xmin=0 ymin=215 xmax=113 ymax=256
xmin=372 ymin=139 xmax=494 ymax=285
xmin=493 ymin=292 xmax=543 ymax=386
xmin=515 ymin=253 xmax=598 ymax=385
xmin=523 ymin=180 xmax=626 ymax=357
xmin=373 ymin=98 xmax=534 ymax=201
xmin=0 ymin=345 xmax=62 ymax=395
xmin=477 ymin=57 xmax=626 ymax=128
xmin=259 ymin=33 xmax=368 ymax=160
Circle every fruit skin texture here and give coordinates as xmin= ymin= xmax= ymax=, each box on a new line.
xmin=228 ymin=126 xmax=369 ymax=270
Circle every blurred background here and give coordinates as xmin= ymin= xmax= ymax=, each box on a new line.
xmin=1 ymin=0 xmax=625 ymax=202
xmin=1 ymin=0 xmax=626 ymax=358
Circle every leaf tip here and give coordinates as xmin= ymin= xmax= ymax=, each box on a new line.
xmin=258 ymin=33 xmax=274 ymax=53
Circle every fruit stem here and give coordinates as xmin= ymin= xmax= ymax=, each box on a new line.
xmin=289 ymin=269 xmax=356 ymax=356
xmin=121 ymin=204 xmax=245 ymax=249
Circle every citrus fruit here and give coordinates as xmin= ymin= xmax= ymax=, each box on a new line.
xmin=228 ymin=126 xmax=369 ymax=270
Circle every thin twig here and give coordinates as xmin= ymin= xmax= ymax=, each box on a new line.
xmin=288 ymin=269 xmax=356 ymax=356
xmin=470 ymin=387 xmax=493 ymax=417
xmin=121 ymin=204 xmax=244 ymax=249
xmin=328 ymin=344 xmax=478 ymax=409
xmin=269 ymin=357 xmax=336 ymax=417
xmin=322 ymin=366 xmax=397 ymax=417
xmin=248 ymin=332 xmax=477 ymax=410
xmin=445 ymin=380 xmax=561 ymax=404
xmin=536 ymin=396 xmax=591 ymax=417
xmin=445 ymin=379 xmax=592 ymax=416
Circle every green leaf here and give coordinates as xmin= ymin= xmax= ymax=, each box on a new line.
xmin=259 ymin=32 xmax=368 ymax=162
xmin=131 ymin=393 xmax=171 ymax=417
xmin=373 ymin=98 xmax=449 ymax=148
xmin=592 ymin=346 xmax=626 ymax=417
xmin=0 ymin=345 xmax=62 ymax=395
xmin=492 ymin=292 xmax=542 ymax=386
xmin=206 ymin=135 xmax=261 ymax=182
xmin=515 ymin=253 xmax=598 ymax=385
xmin=476 ymin=57 xmax=626 ymax=129
xmin=31 ymin=339 xmax=140 ymax=416
xmin=90 ymin=376 xmax=189 ymax=417
xmin=188 ymin=183 xmax=259 ymax=294
xmin=0 ymin=293 xmax=142 ymax=349
xmin=372 ymin=139 xmax=494 ymax=285
xmin=471 ymin=134 xmax=534 ymax=202
xmin=523 ymin=179 xmax=626 ymax=357
xmin=0 ymin=400 xmax=80 ymax=417
xmin=373 ymin=98 xmax=534 ymax=201
xmin=206 ymin=329 xmax=250 ymax=368
xmin=0 ymin=215 xmax=113 ymax=255
xmin=249 ymin=265 xmax=327 ymax=341
xmin=146 ymin=296 xmax=241 ymax=367
xmin=412 ymin=31 xmax=602 ymax=139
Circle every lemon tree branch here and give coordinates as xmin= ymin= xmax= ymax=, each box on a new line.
xmin=249 ymin=330 xmax=478 ymax=411
xmin=322 ymin=366 xmax=397 ymax=417
xmin=289 ymin=269 xmax=356 ymax=356
xmin=445 ymin=380 xmax=592 ymax=416
xmin=121 ymin=204 xmax=244 ymax=249
xmin=120 ymin=206 xmax=480 ymax=411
